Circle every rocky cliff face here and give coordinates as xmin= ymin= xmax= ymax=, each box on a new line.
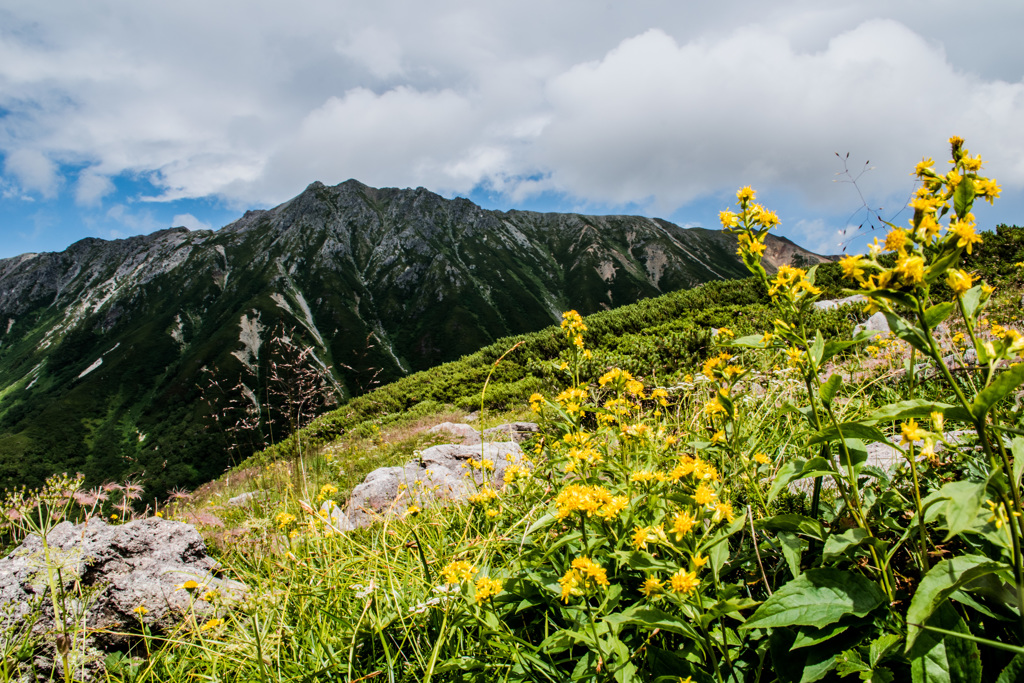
xmin=0 ymin=179 xmax=827 ymax=495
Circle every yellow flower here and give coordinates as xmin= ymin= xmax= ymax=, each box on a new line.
xmin=133 ymin=605 xmax=149 ymax=616
xmin=441 ymin=560 xmax=476 ymax=584
xmin=558 ymin=557 xmax=610 ymax=603
xmin=914 ymin=157 xmax=935 ymax=176
xmin=839 ymin=254 xmax=868 ymax=283
xmin=901 ymin=419 xmax=927 ymax=445
xmin=736 ymin=186 xmax=756 ymax=203
xmin=177 ymin=580 xmax=200 ymax=592
xmin=200 ymin=618 xmax=223 ymax=632
xmin=976 ymin=177 xmax=1002 ymax=204
xmin=884 ymin=229 xmax=908 ymax=255
xmin=671 ymin=510 xmax=696 ymax=541
xmin=475 ymin=576 xmax=503 ymax=603
xmin=719 ymin=210 xmax=739 ymax=228
xmin=986 ymin=500 xmax=1021 ymax=530
xmin=895 ymin=255 xmax=925 ymax=286
xmin=949 ymin=215 xmax=982 ymax=254
xmin=694 ymin=483 xmax=716 ymax=506
xmin=405 ymin=505 xmax=421 ymax=518
xmin=631 ymin=526 xmax=654 ymax=550
xmin=670 ymin=568 xmax=699 ymax=594
xmin=946 ymin=269 xmax=975 ymax=296
xmin=691 ymin=553 xmax=709 ymax=569
xmin=640 ymin=576 xmax=664 ymax=597
xmin=275 ymin=511 xmax=296 ymax=529
xmin=753 ymin=452 xmax=771 ymax=465
xmin=712 ymin=502 xmax=735 ymax=524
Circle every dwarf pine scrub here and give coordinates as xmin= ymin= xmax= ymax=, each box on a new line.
xmin=6 ymin=137 xmax=1024 ymax=682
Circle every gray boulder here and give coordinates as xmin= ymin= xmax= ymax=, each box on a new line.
xmin=814 ymin=294 xmax=866 ymax=311
xmin=428 ymin=421 xmax=539 ymax=446
xmin=323 ymin=440 xmax=528 ymax=529
xmin=0 ymin=517 xmax=247 ymax=677
xmin=853 ymin=311 xmax=890 ymax=337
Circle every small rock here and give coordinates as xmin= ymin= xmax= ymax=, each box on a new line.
xmin=226 ymin=491 xmax=266 ymax=507
xmin=429 ymin=422 xmax=482 ymax=445
xmin=853 ymin=311 xmax=890 ymax=337
xmin=813 ymin=294 xmax=866 ymax=311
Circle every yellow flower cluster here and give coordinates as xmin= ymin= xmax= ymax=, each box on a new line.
xmin=841 ymin=137 xmax=997 ymax=304
xmin=441 ymin=560 xmax=476 ymax=584
xmin=558 ymin=557 xmax=610 ymax=603
xmin=275 ymin=512 xmax=296 ymax=529
xmin=554 ymin=484 xmax=629 ymax=519
xmin=474 ymin=576 xmax=503 ymax=603
xmin=720 ymin=186 xmax=779 ymax=266
xmin=555 ymin=386 xmax=588 ymax=416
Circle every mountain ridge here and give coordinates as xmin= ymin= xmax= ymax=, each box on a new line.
xmin=0 ymin=179 xmax=828 ymax=495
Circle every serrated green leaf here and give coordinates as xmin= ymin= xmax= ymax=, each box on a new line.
xmin=905 ymin=555 xmax=1007 ymax=652
xmin=909 ymin=603 xmax=982 ymax=683
xmin=996 ymin=654 xmax=1024 ymax=683
xmin=740 ymin=569 xmax=885 ymax=630
xmin=870 ymin=633 xmax=903 ymax=668
xmin=938 ymin=480 xmax=987 ymax=540
xmin=971 ymin=362 xmax=1024 ymax=419
xmin=820 ymin=374 xmax=842 ymax=406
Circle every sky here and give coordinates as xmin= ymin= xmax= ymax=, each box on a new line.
xmin=2 ymin=0 xmax=1024 ymax=260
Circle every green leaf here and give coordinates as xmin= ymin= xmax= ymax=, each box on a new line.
xmin=823 ymin=528 xmax=871 ymax=562
xmin=810 ymin=330 xmax=825 ymax=367
xmin=905 ymin=555 xmax=1007 ymax=652
xmin=870 ymin=633 xmax=903 ymax=668
xmin=769 ymin=458 xmax=836 ymax=503
xmin=791 ymin=619 xmax=855 ymax=649
xmin=820 ymin=374 xmax=842 ymax=406
xmin=883 ymin=313 xmax=931 ymax=355
xmin=821 ymin=332 xmax=874 ymax=365
xmin=757 ymin=513 xmax=826 ymax=541
xmin=909 ymin=603 xmax=982 ymax=683
xmin=954 ymin=175 xmax=976 ymax=219
xmin=809 ymin=422 xmax=889 ymax=446
xmin=740 ymin=569 xmax=885 ymax=630
xmin=731 ymin=333 xmax=769 ymax=348
xmin=923 ymin=302 xmax=954 ymax=330
xmin=971 ymin=362 xmax=1024 ymax=419
xmin=937 ymin=480 xmax=987 ymax=540
xmin=604 ymin=605 xmax=699 ymax=639
xmin=1013 ymin=437 xmax=1024 ymax=489
xmin=777 ymin=531 xmax=806 ymax=578
xmin=996 ymin=654 xmax=1024 ymax=683
xmin=961 ymin=285 xmax=985 ymax=321
xmin=867 ymin=400 xmax=959 ymax=424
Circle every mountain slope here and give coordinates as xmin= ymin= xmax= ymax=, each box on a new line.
xmin=0 ymin=179 xmax=828 ymax=495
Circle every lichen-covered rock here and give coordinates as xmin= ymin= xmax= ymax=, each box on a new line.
xmin=0 ymin=516 xmax=247 ymax=678
xmin=323 ymin=434 xmax=531 ymax=529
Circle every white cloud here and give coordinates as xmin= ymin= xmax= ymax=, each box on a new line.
xmin=1 ymin=0 xmax=1023 ymax=257
xmin=171 ymin=213 xmax=213 ymax=231
xmin=105 ymin=204 xmax=162 ymax=235
xmin=532 ymin=21 xmax=1024 ymax=214
xmin=3 ymin=150 xmax=61 ymax=198
xmin=334 ymin=27 xmax=405 ymax=79
xmin=75 ymin=170 xmax=115 ymax=206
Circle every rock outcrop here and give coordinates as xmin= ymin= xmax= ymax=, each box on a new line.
xmin=323 ymin=422 xmax=537 ymax=529
xmin=0 ymin=517 xmax=247 ymax=677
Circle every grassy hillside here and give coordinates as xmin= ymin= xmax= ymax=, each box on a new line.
xmin=4 ymin=161 xmax=1024 ymax=683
